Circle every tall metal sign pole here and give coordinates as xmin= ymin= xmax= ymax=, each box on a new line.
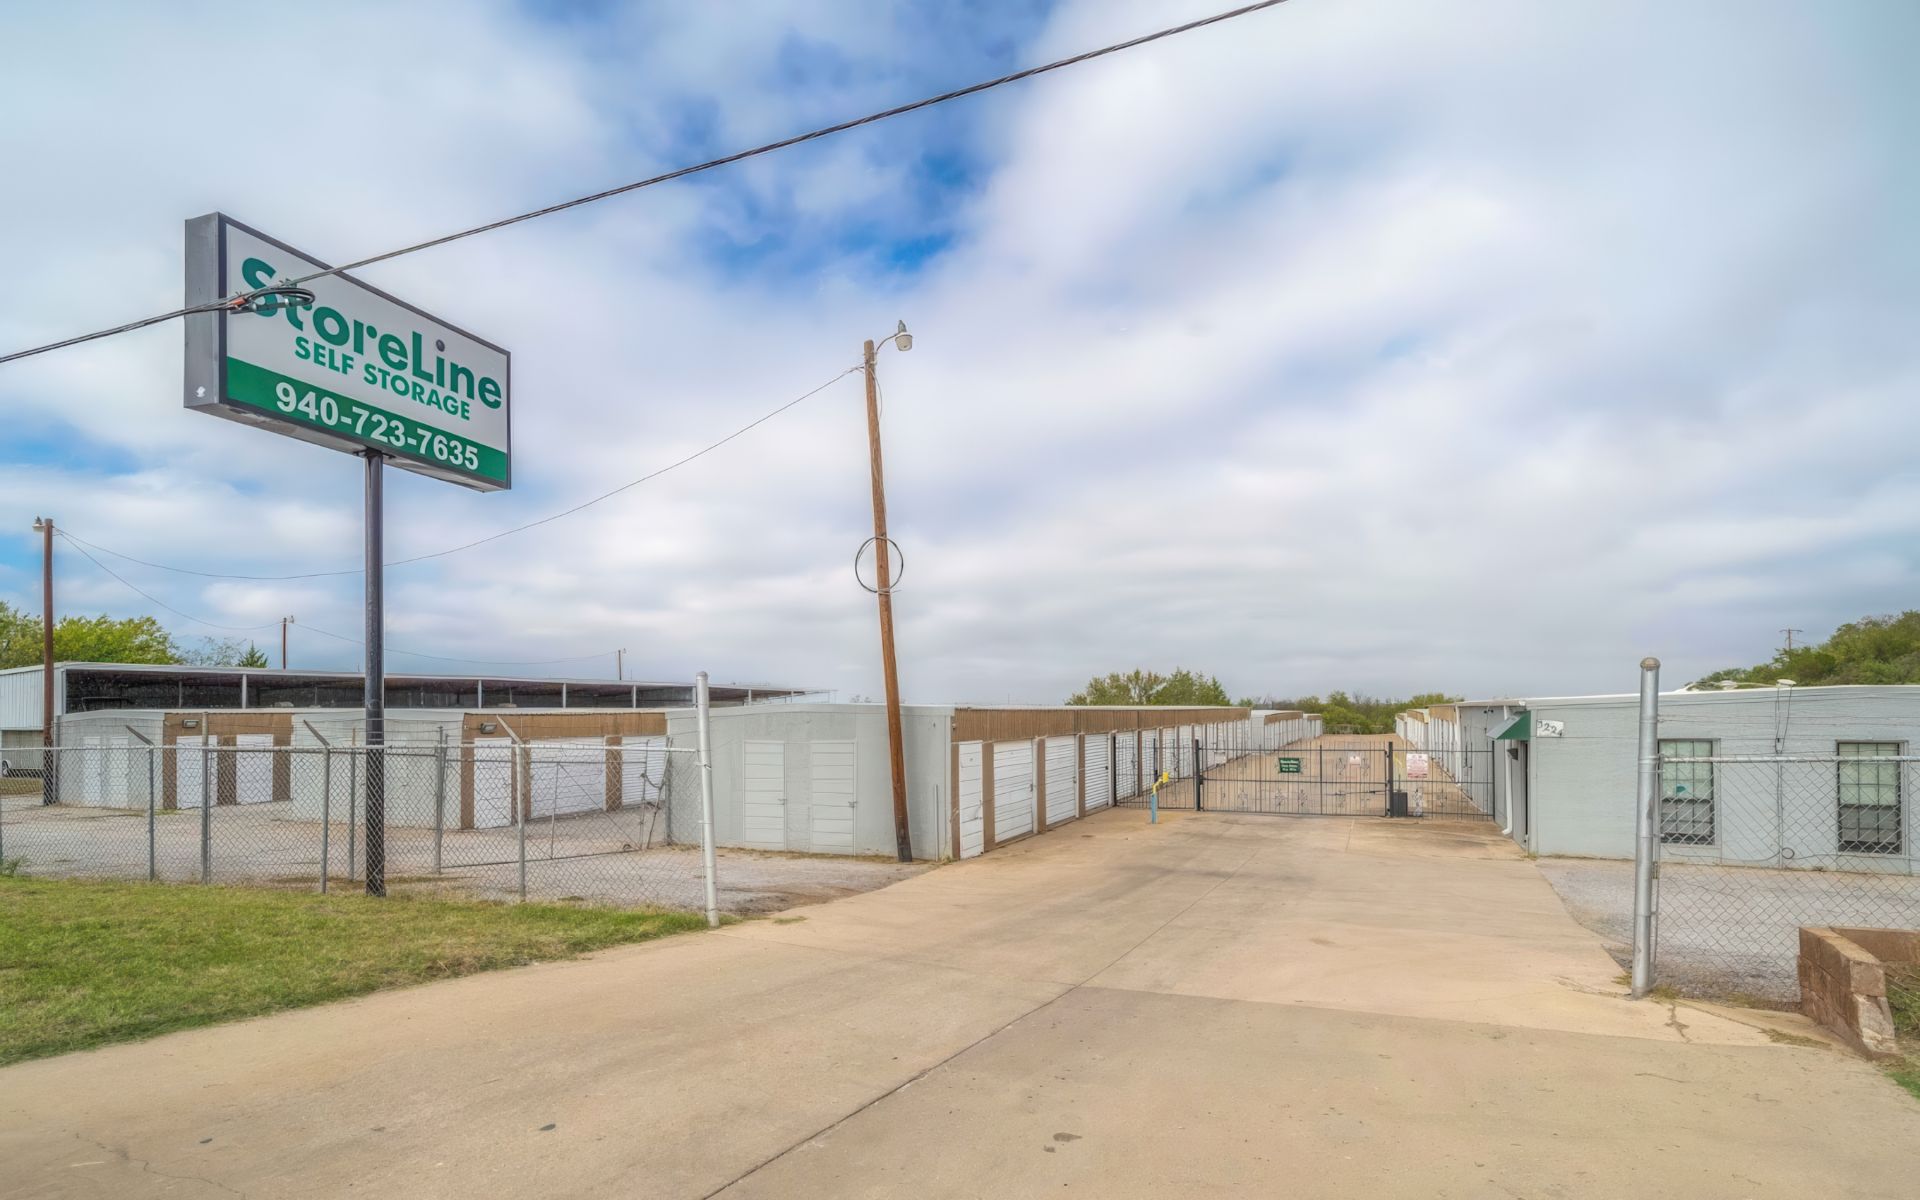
xmin=363 ymin=452 xmax=387 ymax=895
xmin=184 ymin=212 xmax=511 ymax=897
xmin=863 ymin=328 xmax=912 ymax=863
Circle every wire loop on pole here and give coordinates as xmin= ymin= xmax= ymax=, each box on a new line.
xmin=853 ymin=536 xmax=906 ymax=594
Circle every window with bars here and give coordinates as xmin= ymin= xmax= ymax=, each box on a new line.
xmin=1837 ymin=742 xmax=1902 ymax=855
xmin=1659 ymin=739 xmax=1715 ymax=845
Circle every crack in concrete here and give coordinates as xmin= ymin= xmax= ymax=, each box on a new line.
xmin=70 ymin=1131 xmax=249 ymax=1199
xmin=1663 ymin=1000 xmax=1694 ymax=1043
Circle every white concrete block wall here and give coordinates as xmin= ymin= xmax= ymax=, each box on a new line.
xmin=1524 ymin=687 xmax=1920 ymax=867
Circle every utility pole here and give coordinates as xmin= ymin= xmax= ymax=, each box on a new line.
xmin=1780 ymin=628 xmax=1803 ymax=652
xmin=280 ymin=615 xmax=296 ymax=670
xmin=617 ymin=648 xmax=624 ymax=681
xmin=864 ymin=324 xmax=913 ymax=863
xmin=32 ymin=518 xmax=54 ymax=794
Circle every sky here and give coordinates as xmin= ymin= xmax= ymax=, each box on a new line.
xmin=1 ymin=0 xmax=1915 ymax=705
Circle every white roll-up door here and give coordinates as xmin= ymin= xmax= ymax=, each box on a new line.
xmin=529 ymin=740 xmax=606 ymax=819
xmin=174 ymin=735 xmax=210 ymax=809
xmin=809 ymin=740 xmax=857 ymax=853
xmin=992 ymin=741 xmax=1035 ymax=844
xmin=1044 ymin=736 xmax=1078 ymax=826
xmin=1140 ymin=730 xmax=1158 ymax=793
xmin=742 ymin=740 xmax=786 ymax=850
xmin=471 ymin=736 xmax=516 ymax=828
xmin=619 ymin=736 xmax=668 ymax=808
xmin=958 ymin=742 xmax=985 ymax=858
xmin=1083 ymin=735 xmax=1111 ymax=812
xmin=235 ymin=733 xmax=275 ymax=804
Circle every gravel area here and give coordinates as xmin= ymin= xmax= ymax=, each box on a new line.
xmin=1538 ymin=855 xmax=1920 ymax=1002
xmin=0 ymin=796 xmax=929 ymax=914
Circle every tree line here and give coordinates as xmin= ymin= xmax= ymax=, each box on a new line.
xmin=1066 ymin=668 xmax=1457 ymax=734
xmin=1692 ymin=612 xmax=1920 ymax=689
xmin=0 ymin=603 xmax=269 ymax=669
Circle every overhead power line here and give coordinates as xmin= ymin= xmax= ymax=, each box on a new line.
xmin=58 ymin=531 xmax=624 ymax=669
xmin=61 ymin=362 xmax=861 ymax=581
xmin=0 ymin=0 xmax=1294 ymax=366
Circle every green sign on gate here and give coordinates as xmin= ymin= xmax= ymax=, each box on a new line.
xmin=1277 ymin=756 xmax=1302 ymax=774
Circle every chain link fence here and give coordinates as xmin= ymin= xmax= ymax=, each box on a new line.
xmin=0 ymin=736 xmax=716 ymax=913
xmin=1648 ymin=754 xmax=1920 ymax=1000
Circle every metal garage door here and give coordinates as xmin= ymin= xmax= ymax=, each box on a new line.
xmin=741 ymin=740 xmax=786 ymax=850
xmin=810 ymin=741 xmax=857 ymax=854
xmin=235 ymin=734 xmax=274 ymax=804
xmin=992 ymin=741 xmax=1035 ymax=843
xmin=529 ymin=740 xmax=606 ymax=819
xmin=1084 ymin=735 xmax=1111 ymax=812
xmin=1044 ymin=736 xmax=1078 ymax=826
xmin=957 ymin=742 xmax=985 ymax=858
xmin=471 ymin=736 xmax=516 ymax=828
xmin=619 ymin=736 xmax=668 ymax=807
xmin=174 ymin=734 xmax=210 ymax=809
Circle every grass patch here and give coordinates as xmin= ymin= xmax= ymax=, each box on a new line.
xmin=1889 ymin=965 xmax=1920 ymax=1101
xmin=0 ymin=876 xmax=706 ymax=1066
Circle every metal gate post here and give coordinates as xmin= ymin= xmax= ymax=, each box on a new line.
xmin=433 ymin=729 xmax=447 ymax=875
xmin=320 ymin=747 xmax=332 ymax=892
xmin=200 ymin=730 xmax=212 ymax=883
xmin=1194 ymin=736 xmax=1203 ymax=811
xmin=1631 ymin=657 xmax=1662 ymax=998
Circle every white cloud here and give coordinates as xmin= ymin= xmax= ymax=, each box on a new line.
xmin=1 ymin=0 xmax=1915 ymax=702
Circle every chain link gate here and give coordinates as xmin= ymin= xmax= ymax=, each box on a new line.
xmin=1113 ymin=733 xmax=1498 ymax=820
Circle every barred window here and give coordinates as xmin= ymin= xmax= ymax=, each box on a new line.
xmin=1837 ymin=742 xmax=1902 ymax=855
xmin=1659 ymin=739 xmax=1715 ymax=846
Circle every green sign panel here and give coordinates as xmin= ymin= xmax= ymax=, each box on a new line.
xmin=185 ymin=213 xmax=511 ymax=492
xmin=1277 ymin=757 xmax=1302 ymax=774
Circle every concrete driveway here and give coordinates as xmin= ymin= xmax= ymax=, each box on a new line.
xmin=3 ymin=809 xmax=1915 ymax=1198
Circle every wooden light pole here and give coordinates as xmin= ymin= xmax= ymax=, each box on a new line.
xmin=864 ymin=325 xmax=912 ymax=862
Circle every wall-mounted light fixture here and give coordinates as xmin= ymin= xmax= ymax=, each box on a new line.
xmin=181 ymin=718 xmax=201 ymax=729
xmin=478 ymin=722 xmax=497 ymax=735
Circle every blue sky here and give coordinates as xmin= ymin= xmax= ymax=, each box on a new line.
xmin=2 ymin=0 xmax=1917 ymax=701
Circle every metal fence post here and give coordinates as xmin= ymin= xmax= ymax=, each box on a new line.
xmin=199 ymin=724 xmax=212 ymax=884
xmin=306 ymin=722 xmax=333 ymax=894
xmin=696 ymin=672 xmax=720 ymax=929
xmin=347 ymin=744 xmax=359 ymax=884
xmin=1631 ymin=657 xmax=1662 ymax=999
xmin=128 ymin=727 xmax=157 ymax=882
xmin=433 ymin=728 xmax=447 ymax=875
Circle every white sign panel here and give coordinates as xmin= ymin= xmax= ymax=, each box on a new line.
xmin=1405 ymin=752 xmax=1430 ymax=779
xmin=1535 ymin=719 xmax=1565 ymax=738
xmin=185 ymin=213 xmax=510 ymax=491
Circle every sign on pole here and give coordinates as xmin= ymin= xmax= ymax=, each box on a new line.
xmin=183 ymin=213 xmax=511 ymax=898
xmin=184 ymin=213 xmax=511 ymax=491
